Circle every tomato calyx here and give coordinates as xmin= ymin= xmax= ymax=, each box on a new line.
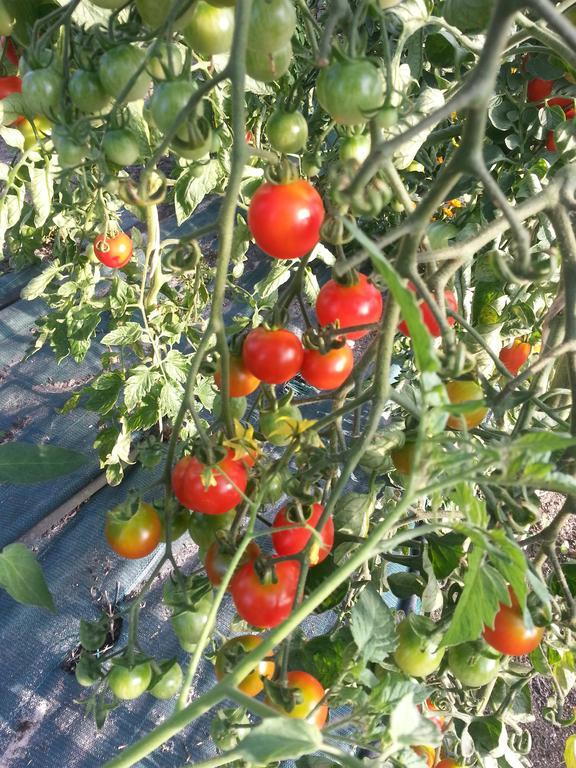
xmin=264 ymin=157 xmax=301 ymax=185
xmin=302 ymin=324 xmax=348 ymax=354
xmin=263 ymin=676 xmax=304 ymax=713
xmin=320 ymin=213 xmax=355 ymax=245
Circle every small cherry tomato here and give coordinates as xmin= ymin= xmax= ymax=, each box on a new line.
xmin=248 ymin=179 xmax=325 ymax=260
xmin=391 ymin=442 xmax=415 ymax=475
xmin=445 ymin=379 xmax=488 ymax=430
xmin=499 ymin=339 xmax=531 ymax=376
xmin=398 ymin=282 xmax=458 ymax=338
xmin=242 ymin=327 xmax=304 ymax=384
xmin=108 ymin=661 xmax=152 ymax=700
xmin=301 ymin=343 xmax=354 ymax=391
xmin=266 ymin=109 xmax=308 ymax=154
xmin=527 ymin=77 xmax=553 ymax=103
xmin=215 ymin=355 xmax=260 ymax=397
xmin=483 ymin=589 xmax=544 ymax=656
xmin=204 ymin=540 xmax=261 ymax=587
xmin=149 ymin=660 xmax=183 ymax=700
xmin=215 ymin=634 xmax=275 ymax=696
xmin=0 ymin=74 xmax=20 ymax=99
xmin=259 ymin=402 xmax=302 ymax=446
xmin=105 ymin=500 xmax=162 ymax=559
xmin=230 ymin=558 xmax=300 ymax=629
xmin=172 ymin=450 xmax=248 ymax=515
xmin=393 ymin=617 xmax=445 ymax=678
xmin=182 ymin=1 xmax=235 ymax=58
xmin=93 ymin=231 xmax=133 ymax=268
xmin=316 ymin=272 xmax=383 ymax=340
xmin=272 ymin=502 xmax=334 ymax=565
xmin=266 ymin=670 xmax=328 ymax=727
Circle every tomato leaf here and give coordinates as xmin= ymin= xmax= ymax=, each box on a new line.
xmin=237 ymin=718 xmax=323 ymax=763
xmin=389 ymin=693 xmax=442 ymax=747
xmin=440 ymin=547 xmax=509 ymax=648
xmin=0 ymin=543 xmax=56 ymax=611
xmin=0 ymin=442 xmax=89 ymax=483
xmin=350 ymin=584 xmax=396 ymax=662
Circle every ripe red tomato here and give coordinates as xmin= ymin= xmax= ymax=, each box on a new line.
xmin=230 ymin=558 xmax=300 ymax=628
xmin=1 ymin=37 xmax=19 ymax=66
xmin=0 ymin=74 xmax=20 ymax=99
xmin=242 ymin=327 xmax=304 ymax=384
xmin=527 ymin=77 xmax=553 ymax=103
xmin=315 ymin=273 xmax=383 ymax=340
xmin=301 ymin=343 xmax=353 ymax=390
xmin=483 ymin=590 xmax=544 ymax=656
xmin=105 ymin=500 xmax=162 ymax=559
xmin=398 ymin=282 xmax=458 ymax=338
xmin=266 ymin=670 xmax=328 ymax=727
xmin=204 ymin=540 xmax=261 ymax=586
xmin=214 ymin=355 xmax=260 ymax=397
xmin=247 ymin=179 xmax=325 ymax=260
xmin=93 ymin=232 xmax=133 ymax=268
xmin=215 ymin=634 xmax=275 ymax=696
xmin=548 ymin=97 xmax=574 ymax=109
xmin=445 ymin=379 xmax=488 ymax=430
xmin=172 ymin=450 xmax=248 ymax=515
xmin=272 ymin=502 xmax=334 ymax=565
xmin=499 ymin=339 xmax=531 ymax=375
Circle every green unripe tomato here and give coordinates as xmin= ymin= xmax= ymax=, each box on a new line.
xmin=69 ymin=70 xmax=111 ymax=114
xmin=188 ymin=509 xmax=235 ymax=554
xmin=108 ymin=661 xmax=152 ymax=700
xmin=147 ymin=42 xmax=184 ymax=80
xmin=248 ymin=0 xmax=296 ymax=51
xmin=149 ymin=661 xmax=183 ymax=699
xmin=213 ymin=395 xmax=247 ymax=421
xmin=266 ymin=109 xmax=308 ymax=154
xmin=393 ymin=617 xmax=445 ymax=678
xmin=52 ymin=126 xmax=87 ymax=168
xmin=259 ymin=403 xmax=302 ymax=446
xmin=98 ymin=44 xmax=151 ymax=102
xmin=102 ymin=128 xmax=141 ymax=167
xmin=374 ymin=106 xmax=399 ymax=129
xmin=171 ymin=593 xmax=213 ymax=652
xmin=22 ymin=68 xmax=63 ymax=117
xmin=0 ymin=0 xmax=14 ymax=35
xmin=75 ymin=654 xmax=101 ymax=687
xmin=150 ymin=80 xmax=197 ymax=134
xmin=135 ymin=0 xmax=197 ymax=29
xmin=246 ymin=44 xmax=292 ymax=83
xmin=448 ymin=642 xmax=501 ymax=688
xmin=182 ymin=1 xmax=235 ymax=58
xmin=339 ymin=134 xmax=371 ymax=163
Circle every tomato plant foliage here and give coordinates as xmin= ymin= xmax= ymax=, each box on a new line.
xmin=1 ymin=0 xmax=576 ymax=767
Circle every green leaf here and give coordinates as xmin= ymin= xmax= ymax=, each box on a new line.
xmin=0 ymin=543 xmax=56 ymax=611
xmin=101 ymin=322 xmax=143 ymax=346
xmin=441 ymin=547 xmax=509 ymax=647
xmin=343 ymin=219 xmax=439 ymax=375
xmin=237 ymin=718 xmax=323 ymax=763
xmin=21 ymin=263 xmax=61 ymax=300
xmin=389 ymin=693 xmax=442 ymax=747
xmin=174 ymin=160 xmax=222 ymax=225
xmin=350 ymin=584 xmax=396 ymax=662
xmin=512 ymin=432 xmax=576 ymax=454
xmin=488 ymin=529 xmax=527 ymax=609
xmin=29 ymin=161 xmax=55 ymax=228
xmin=0 ymin=442 xmax=89 ymax=483
xmin=124 ymin=366 xmax=160 ymax=411
xmin=427 ymin=532 xmax=465 ymax=579
xmin=452 ymin=482 xmax=488 ymax=526
xmin=333 ymin=492 xmax=374 ymax=537
xmin=84 ymin=372 xmax=123 ymax=415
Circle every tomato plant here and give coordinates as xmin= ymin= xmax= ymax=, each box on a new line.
xmin=230 ymin=559 xmax=300 ymax=629
xmin=242 ymin=327 xmax=304 ymax=384
xmin=215 ymin=634 xmax=275 ymax=696
xmin=272 ymin=502 xmax=334 ymax=565
xmin=171 ymin=450 xmax=248 ymax=515
xmin=301 ymin=343 xmax=354 ymax=391
xmin=247 ymin=180 xmax=325 ymax=260
xmin=315 ymin=273 xmax=383 ymax=340
xmin=105 ymin=500 xmax=162 ymax=559
xmin=93 ymin=231 xmax=133 ymax=268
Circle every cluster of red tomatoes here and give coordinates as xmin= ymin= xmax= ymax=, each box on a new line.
xmin=526 ymin=75 xmax=575 ymax=152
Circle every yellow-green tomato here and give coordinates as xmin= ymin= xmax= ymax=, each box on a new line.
xmin=393 ymin=617 xmax=445 ymax=678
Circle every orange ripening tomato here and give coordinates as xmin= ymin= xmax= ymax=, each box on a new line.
xmin=483 ymin=589 xmax=544 ymax=656
xmin=214 ymin=355 xmax=260 ymax=397
xmin=412 ymin=746 xmax=436 ymax=768
xmin=445 ymin=380 xmax=488 ymax=430
xmin=499 ymin=339 xmax=531 ymax=376
xmin=436 ymin=760 xmax=462 ymax=768
xmin=266 ymin=670 xmax=328 ymax=727
xmin=215 ymin=634 xmax=275 ymax=696
xmin=391 ymin=442 xmax=415 ymax=475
